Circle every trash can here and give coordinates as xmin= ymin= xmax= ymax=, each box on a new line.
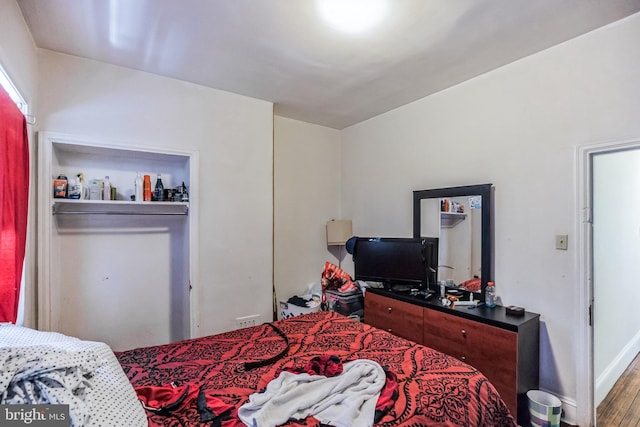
xmin=527 ymin=390 xmax=562 ymax=427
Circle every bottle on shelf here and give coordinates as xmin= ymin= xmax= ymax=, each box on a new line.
xmin=154 ymin=174 xmax=165 ymax=201
xmin=134 ymin=172 xmax=143 ymax=203
xmin=485 ymin=281 xmax=496 ymax=308
xmin=67 ymin=177 xmax=80 ymax=199
xmin=180 ymin=181 xmax=189 ymax=202
xmin=77 ymin=173 xmax=87 ymax=200
xmin=89 ymin=179 xmax=101 ymax=200
xmin=143 ymin=175 xmax=152 ymax=201
xmin=53 ymin=174 xmax=68 ymax=199
xmin=103 ymin=176 xmax=111 ymax=201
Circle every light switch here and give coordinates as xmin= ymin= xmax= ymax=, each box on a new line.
xmin=556 ymin=234 xmax=568 ymax=250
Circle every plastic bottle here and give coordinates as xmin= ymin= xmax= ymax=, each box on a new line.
xmin=89 ymin=179 xmax=101 ymax=200
xmin=485 ymin=281 xmax=496 ymax=308
xmin=154 ymin=174 xmax=165 ymax=201
xmin=143 ymin=175 xmax=152 ymax=201
xmin=180 ymin=181 xmax=189 ymax=202
xmin=67 ymin=177 xmax=81 ymax=199
xmin=77 ymin=173 xmax=87 ymax=200
xmin=54 ymin=174 xmax=68 ymax=198
xmin=134 ymin=173 xmax=143 ymax=203
xmin=103 ymin=176 xmax=111 ymax=200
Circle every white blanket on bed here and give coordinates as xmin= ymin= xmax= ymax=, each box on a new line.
xmin=0 ymin=345 xmax=101 ymax=425
xmin=0 ymin=324 xmax=147 ymax=427
xmin=237 ymin=359 xmax=386 ymax=427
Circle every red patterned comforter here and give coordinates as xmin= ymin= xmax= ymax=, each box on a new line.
xmin=116 ymin=311 xmax=515 ymax=426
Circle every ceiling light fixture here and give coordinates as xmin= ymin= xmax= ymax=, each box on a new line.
xmin=317 ymin=0 xmax=389 ymax=34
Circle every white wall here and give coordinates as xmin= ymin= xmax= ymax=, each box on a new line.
xmin=0 ymin=0 xmax=37 ymax=102
xmin=273 ymin=116 xmax=342 ymax=309
xmin=593 ymin=148 xmax=640 ymax=405
xmin=0 ymin=0 xmax=39 ymax=328
xmin=36 ymin=51 xmax=274 ymax=339
xmin=340 ymin=12 xmax=640 ymax=424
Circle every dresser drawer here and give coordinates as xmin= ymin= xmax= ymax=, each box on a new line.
xmin=423 ymin=308 xmax=468 ymax=345
xmin=364 ymin=292 xmax=423 ymax=344
xmin=468 ymin=322 xmax=518 ymax=413
xmin=423 ymin=308 xmax=518 ymax=416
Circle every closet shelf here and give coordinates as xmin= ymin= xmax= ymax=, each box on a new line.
xmin=52 ymin=199 xmax=189 ymax=215
xmin=440 ymin=211 xmax=466 ymax=228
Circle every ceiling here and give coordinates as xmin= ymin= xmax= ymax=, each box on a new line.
xmin=17 ymin=0 xmax=640 ymax=129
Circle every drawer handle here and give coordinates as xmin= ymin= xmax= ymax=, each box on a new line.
xmin=387 ymin=307 xmax=392 ymax=313
xmin=461 ymin=329 xmax=467 ymax=336
xmin=387 ymin=328 xmax=392 ymax=333
xmin=461 ymin=356 xmax=466 ymax=361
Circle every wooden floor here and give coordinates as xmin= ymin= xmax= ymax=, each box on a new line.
xmin=596 ymin=352 xmax=640 ymax=427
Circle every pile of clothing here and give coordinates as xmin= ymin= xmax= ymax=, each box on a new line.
xmin=238 ymin=355 xmax=398 ymax=427
xmin=321 ymin=262 xmax=357 ymax=293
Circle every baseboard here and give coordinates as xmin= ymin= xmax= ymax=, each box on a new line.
xmin=558 ymin=394 xmax=577 ymax=426
xmin=595 ymin=330 xmax=640 ymax=406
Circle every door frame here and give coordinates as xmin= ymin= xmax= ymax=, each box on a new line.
xmin=576 ymin=136 xmax=640 ymax=426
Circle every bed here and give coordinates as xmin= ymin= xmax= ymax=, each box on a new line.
xmin=116 ymin=311 xmax=515 ymax=427
xmin=1 ymin=312 xmax=514 ymax=426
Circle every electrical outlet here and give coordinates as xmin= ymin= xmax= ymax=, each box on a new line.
xmin=235 ymin=315 xmax=260 ymax=329
xmin=555 ymin=234 xmax=568 ymax=250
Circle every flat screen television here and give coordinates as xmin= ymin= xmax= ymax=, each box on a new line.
xmin=353 ymin=237 xmax=438 ymax=289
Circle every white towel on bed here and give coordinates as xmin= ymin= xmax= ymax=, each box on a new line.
xmin=237 ymin=359 xmax=386 ymax=427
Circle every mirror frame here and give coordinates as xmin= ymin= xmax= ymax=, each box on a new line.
xmin=413 ymin=183 xmax=494 ymax=298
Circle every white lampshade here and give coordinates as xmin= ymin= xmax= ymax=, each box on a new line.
xmin=326 ymin=220 xmax=352 ymax=246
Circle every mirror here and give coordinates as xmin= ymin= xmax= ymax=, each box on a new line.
xmin=413 ymin=184 xmax=494 ymax=297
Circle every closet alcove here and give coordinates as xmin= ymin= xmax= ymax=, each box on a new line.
xmin=37 ymin=132 xmax=199 ymax=351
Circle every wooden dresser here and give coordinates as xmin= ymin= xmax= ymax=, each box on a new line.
xmin=364 ymin=289 xmax=539 ymax=424
xmin=363 ymin=290 xmax=424 ymax=343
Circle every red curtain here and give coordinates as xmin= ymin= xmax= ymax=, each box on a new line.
xmin=0 ymin=86 xmax=29 ymax=323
